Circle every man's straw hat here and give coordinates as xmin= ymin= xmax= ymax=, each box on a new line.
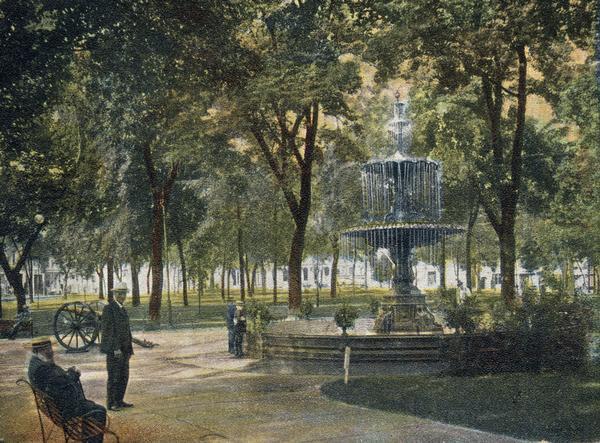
xmin=30 ymin=336 xmax=52 ymax=350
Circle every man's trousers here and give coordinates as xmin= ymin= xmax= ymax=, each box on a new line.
xmin=106 ymin=353 xmax=130 ymax=408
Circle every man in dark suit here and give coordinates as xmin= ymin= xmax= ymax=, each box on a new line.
xmin=226 ymin=301 xmax=236 ymax=354
xmin=233 ymin=302 xmax=247 ymax=358
xmin=100 ymin=283 xmax=134 ymax=411
xmin=28 ymin=337 xmax=106 ymax=443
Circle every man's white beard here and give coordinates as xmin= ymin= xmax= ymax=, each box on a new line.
xmin=35 ymin=352 xmax=53 ymax=363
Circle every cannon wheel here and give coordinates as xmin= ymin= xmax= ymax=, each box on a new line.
xmin=53 ymin=302 xmax=100 ymax=352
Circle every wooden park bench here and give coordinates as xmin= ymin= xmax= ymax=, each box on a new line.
xmin=17 ymin=378 xmax=119 ymax=442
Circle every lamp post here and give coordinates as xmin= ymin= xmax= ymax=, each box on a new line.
xmin=34 ymin=214 xmax=44 ymax=309
xmin=162 ymin=204 xmax=173 ymax=326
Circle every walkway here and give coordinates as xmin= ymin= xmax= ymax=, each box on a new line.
xmin=0 ymin=329 xmax=523 ymax=442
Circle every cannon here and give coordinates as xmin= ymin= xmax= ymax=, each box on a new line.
xmin=53 ymin=301 xmax=101 ymax=352
xmin=53 ymin=301 xmax=157 ymax=352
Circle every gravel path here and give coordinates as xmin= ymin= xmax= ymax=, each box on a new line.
xmin=0 ymin=329 xmax=524 ymax=442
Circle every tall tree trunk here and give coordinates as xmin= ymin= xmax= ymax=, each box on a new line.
xmin=148 ymin=192 xmax=165 ymax=320
xmin=175 ymin=236 xmax=188 ymax=306
xmin=27 ymin=258 xmax=34 ymax=303
xmin=96 ymin=266 xmax=104 ymax=300
xmin=62 ymin=268 xmax=70 ymax=299
xmin=330 ymin=235 xmax=339 ymax=298
xmin=0 ymin=223 xmax=44 ymax=312
xmin=220 ymin=263 xmax=226 ymax=301
xmin=250 ymin=101 xmax=318 ymax=311
xmin=236 ymin=202 xmax=246 ymax=301
xmin=227 ymin=268 xmax=231 ymax=297
xmin=440 ymin=236 xmax=446 ymax=290
xmin=479 ymin=47 xmax=526 ymax=306
xmin=499 ymin=227 xmax=516 ymax=305
xmin=465 ymin=199 xmax=479 ymax=291
xmin=245 ymin=254 xmax=252 ymax=297
xmin=3 ymin=268 xmax=26 ymax=312
xmin=197 ymin=270 xmax=204 ymax=315
xmin=0 ymin=280 xmax=3 ymax=318
xmin=130 ymin=261 xmax=141 ymax=306
xmin=107 ymin=256 xmax=114 ymax=301
xmin=209 ymin=268 xmax=215 ymax=290
xmin=288 ymin=219 xmax=308 ymax=310
xmin=272 ymin=260 xmax=278 ymax=304
xmin=146 ymin=264 xmax=151 ymax=296
xmin=143 ymin=142 xmax=179 ymax=321
xmin=250 ymin=262 xmax=257 ymax=297
xmin=261 ymin=262 xmax=267 ymax=295
xmin=314 ymin=259 xmax=320 ymax=307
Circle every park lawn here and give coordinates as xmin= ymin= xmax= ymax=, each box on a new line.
xmin=0 ymin=286 xmax=392 ymax=332
xmin=321 ymin=369 xmax=600 ymax=442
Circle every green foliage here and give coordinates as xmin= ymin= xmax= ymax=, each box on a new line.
xmin=245 ymin=300 xmax=274 ymax=334
xmin=334 ymin=303 xmax=359 ymax=334
xmin=368 ymin=297 xmax=381 ymax=316
xmin=444 ymin=297 xmax=482 ymax=334
xmin=495 ymin=294 xmax=592 ymax=371
xmin=298 ymin=299 xmax=314 ymax=320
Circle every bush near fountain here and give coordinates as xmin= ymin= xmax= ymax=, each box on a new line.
xmin=443 ymin=291 xmax=593 ymax=375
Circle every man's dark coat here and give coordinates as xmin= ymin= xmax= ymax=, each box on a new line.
xmin=29 ymin=355 xmax=86 ymax=419
xmin=100 ymin=299 xmax=133 ymax=408
xmin=100 ymin=300 xmax=133 ymax=356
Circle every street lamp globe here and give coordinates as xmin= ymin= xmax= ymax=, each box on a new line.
xmin=34 ymin=214 xmax=45 ymax=225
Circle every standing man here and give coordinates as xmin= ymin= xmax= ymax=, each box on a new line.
xmin=101 ymin=282 xmax=134 ymax=411
xmin=233 ymin=302 xmax=247 ymax=358
xmin=226 ymin=300 xmax=236 ymax=354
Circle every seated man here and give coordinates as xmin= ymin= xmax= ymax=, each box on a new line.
xmin=28 ymin=337 xmax=107 ymax=443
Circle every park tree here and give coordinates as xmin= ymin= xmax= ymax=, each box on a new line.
xmin=0 ymin=0 xmax=116 ymax=311
xmin=167 ymin=180 xmax=206 ymax=306
xmin=369 ymin=0 xmax=596 ymax=304
xmin=222 ymin=1 xmax=366 ymax=308
xmin=86 ymin=1 xmax=239 ymax=320
xmin=550 ymin=66 xmax=600 ymax=291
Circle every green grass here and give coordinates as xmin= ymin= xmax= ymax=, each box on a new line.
xmin=321 ymin=369 xmax=600 ymax=442
xmin=0 ymin=286 xmax=393 ymax=333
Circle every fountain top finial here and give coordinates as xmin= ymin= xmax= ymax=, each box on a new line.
xmin=390 ymin=93 xmax=412 ymax=156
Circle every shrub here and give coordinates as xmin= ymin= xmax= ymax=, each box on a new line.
xmin=245 ymin=301 xmax=273 ymax=333
xmin=519 ymin=295 xmax=591 ymax=371
xmin=368 ymin=297 xmax=381 ymax=316
xmin=443 ymin=297 xmax=482 ymax=334
xmin=458 ymin=293 xmax=593 ymax=374
xmin=334 ymin=303 xmax=359 ymax=335
xmin=299 ymin=299 xmax=314 ymax=319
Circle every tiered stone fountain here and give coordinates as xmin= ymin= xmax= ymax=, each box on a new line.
xmin=341 ymin=95 xmax=462 ymax=332
xmin=260 ymin=94 xmax=463 ymax=362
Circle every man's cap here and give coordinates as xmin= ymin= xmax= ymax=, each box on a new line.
xmin=30 ymin=336 xmax=52 ymax=350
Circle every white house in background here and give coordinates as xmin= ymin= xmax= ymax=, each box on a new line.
xmin=0 ymin=254 xmax=594 ymax=299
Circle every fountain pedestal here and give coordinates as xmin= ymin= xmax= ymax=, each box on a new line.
xmin=380 ymin=295 xmax=443 ymax=333
xmin=375 ymin=242 xmax=443 ymax=333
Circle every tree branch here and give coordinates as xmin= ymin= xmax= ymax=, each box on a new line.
xmin=14 ymin=223 xmax=45 ymax=272
xmin=142 ymin=142 xmax=158 ymax=191
xmin=501 ymin=85 xmax=518 ymax=97
xmin=163 ymin=160 xmax=180 ymax=199
xmin=250 ymin=125 xmax=300 ymax=218
xmin=510 ymin=45 xmax=527 ymax=201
